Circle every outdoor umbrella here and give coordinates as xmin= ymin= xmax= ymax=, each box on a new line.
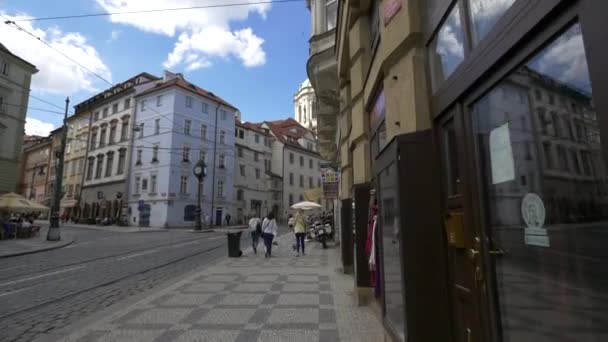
xmin=0 ymin=192 xmax=49 ymax=213
xmin=290 ymin=201 xmax=323 ymax=211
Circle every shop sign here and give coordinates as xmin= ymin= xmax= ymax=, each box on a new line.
xmin=521 ymin=193 xmax=550 ymax=247
xmin=321 ymin=167 xmax=340 ymax=199
xmin=383 ymin=0 xmax=402 ymax=26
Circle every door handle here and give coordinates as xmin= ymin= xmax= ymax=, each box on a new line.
xmin=489 ymin=249 xmax=504 ymax=256
xmin=467 ymin=248 xmax=479 ymax=260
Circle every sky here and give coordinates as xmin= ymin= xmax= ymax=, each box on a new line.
xmin=0 ymin=0 xmax=311 ymax=136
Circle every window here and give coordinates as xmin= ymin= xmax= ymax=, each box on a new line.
xmin=218 ymin=181 xmax=224 ymax=198
xmin=543 ymin=142 xmax=553 ymax=169
xmin=468 ymin=0 xmax=516 ymax=45
xmin=237 ymin=189 xmax=244 ymax=200
xmin=87 ymin=157 xmax=95 ymax=180
xmin=201 ymin=124 xmax=207 ymax=140
xmin=140 ymin=99 xmax=147 ymax=112
xmin=184 ymin=205 xmax=196 ymax=221
xmin=121 ymin=119 xmax=129 ymax=141
xmin=239 ymin=130 xmax=244 ymax=139
xmin=105 ymin=152 xmax=114 ymax=177
xmin=156 ymin=95 xmax=163 ymax=107
xmin=254 ymin=152 xmax=259 ymax=162
xmin=112 ymin=103 xmax=118 ymax=114
xmin=136 ymin=149 xmax=142 ymax=165
xmin=75 ymin=184 xmax=80 ymax=196
xmin=220 ymin=109 xmax=227 ymax=120
xmin=289 ymin=173 xmax=294 ymax=185
xmin=430 ymin=4 xmax=465 ymax=90
xmin=109 ymin=124 xmax=116 ymax=145
xmin=139 ymin=123 xmax=144 ymax=138
xmin=549 ymin=94 xmax=555 ymax=105
xmin=289 ymin=194 xmax=293 ymax=206
xmin=152 ymin=145 xmax=159 ymax=162
xmin=581 ymin=151 xmax=592 ymax=175
xmin=124 ymin=98 xmax=130 ymax=110
xmin=184 ymin=119 xmax=192 ymax=135
xmin=155 ymin=119 xmax=160 ymax=135
xmin=299 ymin=175 xmax=304 ymax=187
xmin=299 ymin=194 xmax=304 ymax=202
xmin=299 ymin=156 xmax=304 ymax=167
xmin=254 ymin=134 xmax=260 ymax=143
xmin=94 ymin=111 xmax=100 ymax=122
xmin=102 ymin=107 xmax=108 ymax=118
xmin=182 ymin=146 xmax=190 ymax=162
xmin=141 ymin=178 xmax=148 ymax=191
xmin=307 ymin=142 xmax=313 ymax=150
xmin=99 ymin=128 xmax=107 ymax=147
xmin=325 ymin=0 xmax=338 ymax=31
xmin=571 ymin=150 xmax=581 ymax=174
xmin=240 ymin=164 xmax=245 ymax=177
xmin=238 ymin=148 xmax=243 ymax=157
xmin=557 ymin=146 xmax=569 ymax=172
xmin=220 ymin=130 xmax=225 ymax=144
xmin=289 ymin=153 xmax=294 ymax=164
xmin=179 ymin=176 xmax=188 ymax=194
xmin=309 ymin=177 xmax=313 ymax=188
xmin=552 ymin=113 xmax=561 ymax=137
xmin=90 ymin=132 xmax=97 ymax=150
xmin=1 ymin=60 xmax=8 ymax=75
xmin=255 ymin=168 xmax=260 ymax=179
xmin=95 ymin=155 xmax=104 ymax=179
xmin=202 ymin=102 xmax=208 ymax=114
xmin=149 ymin=174 xmax=157 ymax=193
xmin=219 ymin=154 xmax=225 ymax=168
xmin=185 ymin=96 xmax=193 ymax=108
xmin=199 ymin=149 xmax=206 ymax=162
xmin=535 ymin=89 xmax=542 ymax=101
xmin=309 ymin=159 xmax=313 ymax=169
xmin=117 ymin=149 xmax=126 ymax=174
xmin=134 ymin=176 xmax=141 ymax=195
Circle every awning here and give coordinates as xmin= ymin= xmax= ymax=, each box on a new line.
xmin=60 ymin=199 xmax=78 ymax=208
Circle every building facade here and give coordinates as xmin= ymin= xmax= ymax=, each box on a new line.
xmin=0 ymin=43 xmax=38 ymax=193
xmin=79 ymin=73 xmax=160 ymax=223
xmin=234 ymin=121 xmax=275 ymax=224
xmin=19 ymin=137 xmax=51 ymax=203
xmin=128 ymin=72 xmax=238 ymax=228
xmin=293 ymin=79 xmax=317 ymax=131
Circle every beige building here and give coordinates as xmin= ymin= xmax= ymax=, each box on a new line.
xmin=19 ymin=136 xmax=52 ymax=203
xmin=0 ymin=43 xmax=38 ymax=193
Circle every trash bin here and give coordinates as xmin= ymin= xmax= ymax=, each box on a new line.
xmin=227 ymin=231 xmax=243 ymax=257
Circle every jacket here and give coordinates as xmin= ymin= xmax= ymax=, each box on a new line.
xmin=293 ymin=213 xmax=306 ymax=233
xmin=262 ymin=218 xmax=278 ymax=236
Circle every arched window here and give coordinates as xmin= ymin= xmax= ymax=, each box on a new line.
xmin=237 ymin=189 xmax=244 ymax=201
xmin=184 ymin=205 xmax=196 ymax=221
xmin=298 ymin=105 xmax=302 ymax=122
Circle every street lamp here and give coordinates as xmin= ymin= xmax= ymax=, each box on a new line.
xmin=193 ymin=159 xmax=207 ymax=231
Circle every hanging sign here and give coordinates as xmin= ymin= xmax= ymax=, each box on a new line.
xmin=521 ymin=193 xmax=550 ymax=247
xmin=321 ymin=167 xmax=340 ymax=199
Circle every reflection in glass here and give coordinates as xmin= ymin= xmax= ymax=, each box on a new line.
xmin=472 ymin=23 xmax=606 ymax=341
xmin=469 ymin=0 xmax=516 ymax=44
xmin=430 ymin=4 xmax=465 ymax=90
xmin=379 ymin=163 xmax=404 ymax=340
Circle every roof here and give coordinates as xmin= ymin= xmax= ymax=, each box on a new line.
xmin=0 ymin=42 xmax=37 ymax=70
xmin=236 ymin=120 xmax=272 ymax=137
xmin=136 ymin=77 xmax=238 ymax=111
xmin=264 ymin=118 xmax=320 ymax=156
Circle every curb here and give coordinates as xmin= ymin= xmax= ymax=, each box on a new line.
xmin=0 ymin=236 xmax=75 ymax=258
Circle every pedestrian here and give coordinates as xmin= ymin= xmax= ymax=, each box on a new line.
xmin=293 ymin=210 xmax=307 ymax=256
xmin=225 ymin=213 xmax=231 ymax=226
xmin=249 ymin=214 xmax=262 ymax=254
xmin=262 ymin=211 xmax=278 ymax=258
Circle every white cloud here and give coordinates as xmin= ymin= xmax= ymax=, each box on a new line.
xmin=110 ymin=29 xmax=121 ymax=41
xmin=0 ymin=12 xmax=112 ymax=95
xmin=25 ymin=118 xmax=55 ymax=136
xmin=95 ymin=0 xmax=269 ymax=70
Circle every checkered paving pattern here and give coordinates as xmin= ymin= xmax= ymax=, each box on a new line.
xmin=61 ymin=235 xmax=374 ymax=342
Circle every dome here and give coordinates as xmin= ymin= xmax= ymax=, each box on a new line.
xmin=299 ymin=79 xmax=312 ymax=90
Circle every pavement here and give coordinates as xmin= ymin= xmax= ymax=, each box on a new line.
xmin=54 ymin=234 xmax=386 ymax=342
xmin=0 ymin=226 xmax=74 ymax=258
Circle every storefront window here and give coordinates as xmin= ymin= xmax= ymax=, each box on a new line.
xmin=468 ymin=0 xmax=516 ymax=44
xmin=378 ymin=162 xmax=404 ymax=340
xmin=430 ymin=3 xmax=465 ymax=90
xmin=471 ymin=23 xmax=604 ymax=341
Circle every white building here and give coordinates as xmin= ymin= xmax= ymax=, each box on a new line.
xmin=234 ymin=121 xmax=276 ymax=224
xmin=128 ymin=72 xmax=238 ymax=228
xmin=0 ymin=43 xmax=38 ymax=194
xmin=263 ymin=118 xmax=328 ymax=221
xmin=80 ymin=73 xmax=160 ymax=223
xmin=294 ymin=79 xmax=317 ymax=131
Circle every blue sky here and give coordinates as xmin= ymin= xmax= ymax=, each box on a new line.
xmin=0 ymin=0 xmax=311 ymax=135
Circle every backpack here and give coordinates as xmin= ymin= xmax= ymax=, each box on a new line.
xmin=256 ymin=221 xmax=262 ymax=235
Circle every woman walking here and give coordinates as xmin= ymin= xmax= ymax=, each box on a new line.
xmin=262 ymin=212 xmax=278 ymax=258
xmin=248 ymin=214 xmax=262 ymax=254
xmin=293 ymin=210 xmax=307 ymax=256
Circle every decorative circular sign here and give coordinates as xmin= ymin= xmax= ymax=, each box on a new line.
xmin=521 ymin=193 xmax=545 ymax=229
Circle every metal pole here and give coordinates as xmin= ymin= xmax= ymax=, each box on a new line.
xmin=47 ymin=97 xmax=69 ymax=241
xmin=195 ymin=178 xmax=202 ymax=230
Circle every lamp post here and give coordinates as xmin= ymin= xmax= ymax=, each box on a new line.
xmin=47 ymin=97 xmax=69 ymax=241
xmin=193 ymin=159 xmax=207 ymax=230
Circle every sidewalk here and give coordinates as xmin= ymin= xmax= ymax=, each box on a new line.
xmin=0 ymin=226 xmax=74 ymax=258
xmin=57 ymin=234 xmax=386 ymax=342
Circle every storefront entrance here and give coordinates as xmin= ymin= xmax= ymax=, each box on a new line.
xmin=429 ymin=0 xmax=608 ymax=341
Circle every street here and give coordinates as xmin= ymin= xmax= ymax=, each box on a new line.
xmin=0 ymin=226 xmax=250 ymax=342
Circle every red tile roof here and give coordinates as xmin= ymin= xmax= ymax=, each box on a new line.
xmin=236 ymin=120 xmax=272 ymax=137
xmin=137 ymin=77 xmax=238 ymax=111
xmin=264 ymin=118 xmax=319 ymax=156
